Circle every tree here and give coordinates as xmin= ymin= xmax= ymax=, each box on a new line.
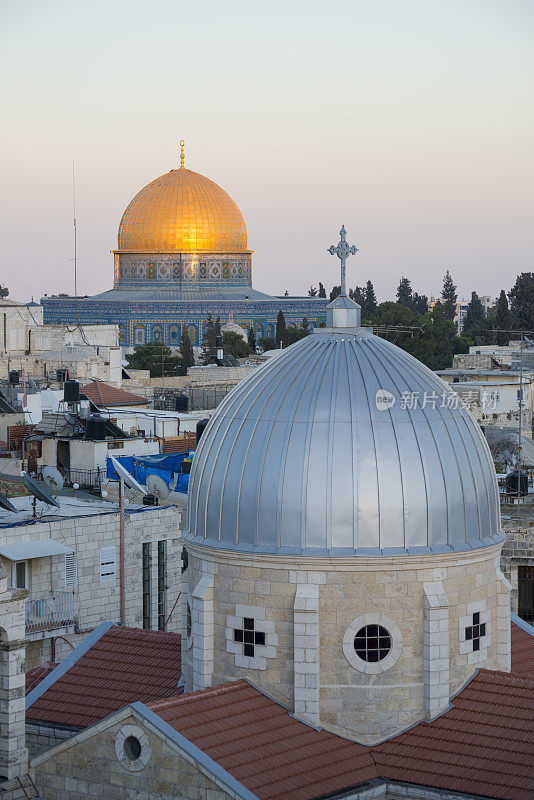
xmin=349 ymin=286 xmax=365 ymax=307
xmin=125 ymin=342 xmax=182 ymax=378
xmin=179 ymin=329 xmax=195 ymax=375
xmin=363 ymin=281 xmax=377 ymax=318
xmin=301 ymin=317 xmax=310 ymax=335
xmin=318 ymin=282 xmax=326 ymax=298
xmin=201 ymin=314 xmax=221 ymax=364
xmin=492 ymin=290 xmax=511 ymax=345
xmin=441 ymin=270 xmax=457 ymax=322
xmin=308 ymin=286 xmax=318 ymax=297
xmin=247 ymin=324 xmax=256 ymax=351
xmin=462 ymin=291 xmax=485 ymax=335
xmin=258 ymin=336 xmax=276 ymax=352
xmin=509 ymin=273 xmax=534 ymax=331
xmin=396 ymin=277 xmax=413 ymax=308
xmin=284 ymin=327 xmax=308 ymax=345
xmin=330 ymin=285 xmax=341 ymax=302
xmin=275 ymin=310 xmax=286 ymax=347
xmin=284 ymin=290 xmax=289 ymax=297
xmin=411 ymin=292 xmax=429 ymax=315
xmin=0 ymin=285 xmax=8 ymax=299
xmin=222 ymin=331 xmax=251 ymax=359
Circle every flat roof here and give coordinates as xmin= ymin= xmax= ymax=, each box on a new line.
xmin=0 ymin=493 xmax=144 ymax=528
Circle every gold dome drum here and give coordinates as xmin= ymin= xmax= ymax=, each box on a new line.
xmin=117 ymin=168 xmax=248 ymax=253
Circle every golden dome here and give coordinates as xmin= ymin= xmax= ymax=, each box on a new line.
xmin=117 ymin=167 xmax=248 ymax=253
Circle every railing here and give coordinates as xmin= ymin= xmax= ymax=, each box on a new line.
xmin=25 ymin=592 xmax=76 ymax=635
xmin=62 ymin=467 xmax=102 ymax=489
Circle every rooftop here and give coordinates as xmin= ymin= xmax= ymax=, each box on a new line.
xmin=81 ymin=381 xmax=148 ymax=408
xmin=0 ymin=492 xmax=145 ymax=528
xmin=26 ymin=622 xmax=182 ymax=729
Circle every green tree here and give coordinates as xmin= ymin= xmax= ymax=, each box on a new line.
xmin=275 ymin=310 xmax=286 ymax=347
xmin=301 ymin=317 xmax=310 ymax=335
xmin=201 ymin=314 xmax=221 ymax=364
xmin=411 ymin=292 xmax=429 ymax=315
xmin=308 ymin=286 xmax=318 ymax=297
xmin=462 ymin=291 xmax=485 ymax=335
xmin=509 ymin=273 xmax=534 ymax=331
xmin=330 ymin=285 xmax=341 ymax=301
xmin=222 ymin=331 xmax=251 ymax=358
xmin=349 ymin=286 xmax=365 ymax=307
xmin=125 ymin=342 xmax=182 ymax=378
xmin=258 ymin=336 xmax=276 ymax=352
xmin=441 ymin=270 xmax=457 ymax=321
xmin=396 ymin=277 xmax=413 ymax=308
xmin=0 ymin=285 xmax=8 ymax=299
xmin=363 ymin=280 xmax=377 ymax=318
xmin=318 ymin=282 xmax=326 ymax=298
xmin=179 ymin=329 xmax=195 ymax=375
xmin=492 ymin=290 xmax=511 ymax=345
xmin=247 ymin=324 xmax=256 ymax=351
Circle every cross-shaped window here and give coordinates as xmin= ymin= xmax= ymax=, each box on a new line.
xmin=233 ymin=617 xmax=266 ymax=658
xmin=465 ymin=612 xmax=486 ymax=651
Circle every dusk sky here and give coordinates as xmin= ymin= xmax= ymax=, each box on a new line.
xmin=1 ymin=0 xmax=533 ymax=303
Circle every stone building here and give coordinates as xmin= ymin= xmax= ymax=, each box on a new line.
xmin=41 ymin=144 xmax=328 ymax=345
xmin=0 ymin=495 xmax=183 ymax=669
xmin=181 ymin=291 xmax=510 ymax=743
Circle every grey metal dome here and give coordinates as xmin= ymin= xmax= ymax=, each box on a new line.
xmin=184 ymin=326 xmax=502 ymax=556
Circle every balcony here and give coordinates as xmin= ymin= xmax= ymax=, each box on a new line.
xmin=26 ymin=592 xmax=76 ymax=635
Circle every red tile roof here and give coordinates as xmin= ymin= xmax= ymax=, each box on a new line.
xmin=374 ymin=669 xmax=534 ymax=800
xmin=27 ymin=626 xmax=181 ymax=729
xmin=148 ymin=680 xmax=378 ymax=800
xmin=81 ymin=381 xmax=148 ymax=407
xmin=511 ymin=620 xmax=534 ymax=678
xmin=26 ymin=662 xmax=58 ymax=694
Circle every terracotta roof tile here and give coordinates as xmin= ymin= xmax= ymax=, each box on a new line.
xmin=25 ymin=662 xmax=58 ymax=694
xmin=81 ymin=381 xmax=148 ymax=407
xmin=27 ymin=626 xmax=181 ymax=729
xmin=148 ymin=681 xmax=378 ymax=800
xmin=511 ymin=619 xmax=534 ymax=678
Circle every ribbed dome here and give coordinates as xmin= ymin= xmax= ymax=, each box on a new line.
xmin=118 ymin=168 xmax=247 ymax=252
xmin=184 ymin=327 xmax=502 ymax=556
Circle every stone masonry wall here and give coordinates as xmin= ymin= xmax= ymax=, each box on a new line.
xmin=183 ymin=543 xmax=508 ymax=744
xmin=501 ymin=519 xmax=534 ymax=615
xmin=32 ymin=713 xmax=233 ymax=800
xmin=0 ymin=505 xmax=183 ymax=668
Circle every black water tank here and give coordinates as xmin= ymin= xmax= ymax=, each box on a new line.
xmin=63 ymin=380 xmax=80 ymax=403
xmin=56 ymin=368 xmax=69 ymax=383
xmin=196 ymin=418 xmax=209 ymax=446
xmin=86 ymin=414 xmax=107 ymax=441
xmin=505 ymin=471 xmax=529 ymax=497
xmin=175 ymin=394 xmax=188 ymax=412
xmin=8 ymin=370 xmax=19 ymax=386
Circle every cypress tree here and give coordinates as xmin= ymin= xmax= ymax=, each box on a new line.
xmin=396 ymin=277 xmax=413 ymax=308
xmin=247 ymin=324 xmax=256 ymax=351
xmin=364 ymin=280 xmax=377 ymax=317
xmin=508 ymin=273 xmax=534 ymax=331
xmin=463 ymin=291 xmax=485 ymax=336
xmin=441 ymin=270 xmax=458 ymax=322
xmin=179 ymin=329 xmax=195 ymax=374
xmin=275 ymin=310 xmax=286 ymax=347
xmin=318 ymin=282 xmax=326 ymax=298
xmin=494 ymin=289 xmax=511 ymax=345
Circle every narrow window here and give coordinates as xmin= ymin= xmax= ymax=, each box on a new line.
xmin=142 ymin=542 xmax=151 ymax=629
xmin=12 ymin=561 xmax=28 ymax=589
xmin=99 ymin=546 xmax=116 ymax=584
xmin=157 ymin=541 xmax=166 ymax=630
xmin=65 ymin=552 xmax=78 ymax=588
xmin=518 ymin=566 xmax=534 ymax=623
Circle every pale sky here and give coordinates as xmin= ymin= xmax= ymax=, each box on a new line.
xmin=1 ymin=0 xmax=533 ymax=304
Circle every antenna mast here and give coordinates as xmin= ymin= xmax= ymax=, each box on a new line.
xmin=73 ymin=160 xmax=78 ymax=324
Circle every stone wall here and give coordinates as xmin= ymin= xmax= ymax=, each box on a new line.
xmin=26 ymin=722 xmax=75 ymax=759
xmin=31 ymin=712 xmax=234 ymax=800
xmin=501 ymin=519 xmax=534 ymax=614
xmin=0 ymin=505 xmax=183 ymax=668
xmin=183 ymin=543 xmax=508 ymax=744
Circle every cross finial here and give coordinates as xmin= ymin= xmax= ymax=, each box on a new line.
xmin=327 ymin=225 xmax=358 ymax=296
xmin=179 ymin=139 xmax=185 ymax=169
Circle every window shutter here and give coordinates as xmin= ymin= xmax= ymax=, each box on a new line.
xmin=99 ymin=546 xmax=116 ymax=583
xmin=65 ymin=552 xmax=78 ymax=587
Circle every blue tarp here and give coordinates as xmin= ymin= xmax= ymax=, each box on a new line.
xmin=107 ymin=452 xmax=193 ymax=494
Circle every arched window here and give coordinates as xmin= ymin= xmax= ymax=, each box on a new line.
xmin=134 ymin=325 xmax=145 ymax=345
xmin=118 ymin=324 xmax=127 ymax=345
xmin=187 ymin=325 xmax=197 ymax=345
xmin=169 ymin=324 xmax=180 ymax=345
xmin=152 ymin=325 xmax=163 ymax=343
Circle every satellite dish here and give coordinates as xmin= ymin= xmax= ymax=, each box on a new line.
xmin=22 ymin=475 xmax=60 ymax=508
xmin=42 ymin=466 xmax=65 ymax=491
xmin=0 ymin=493 xmax=17 ymax=513
xmin=110 ymin=456 xmax=146 ymax=494
xmin=146 ymin=474 xmax=170 ymax=501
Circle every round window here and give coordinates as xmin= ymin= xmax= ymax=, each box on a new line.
xmin=123 ymin=735 xmax=141 ymax=761
xmin=353 ymin=624 xmax=391 ymax=662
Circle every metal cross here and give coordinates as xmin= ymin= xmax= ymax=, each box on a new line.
xmin=327 ymin=226 xmax=358 ymax=296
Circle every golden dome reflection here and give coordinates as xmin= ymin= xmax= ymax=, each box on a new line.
xmin=117 ymin=167 xmax=248 ymax=253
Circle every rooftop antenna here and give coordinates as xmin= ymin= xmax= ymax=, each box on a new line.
xmin=73 ymin=160 xmax=78 ymax=325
